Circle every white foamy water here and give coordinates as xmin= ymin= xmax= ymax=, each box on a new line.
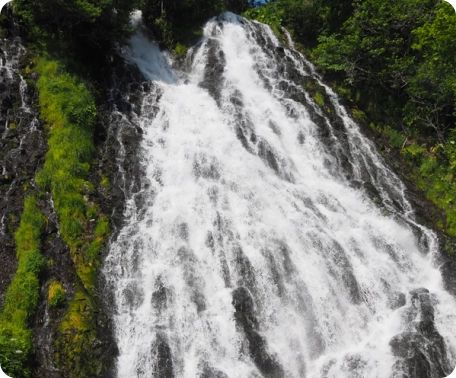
xmin=104 ymin=13 xmax=456 ymax=378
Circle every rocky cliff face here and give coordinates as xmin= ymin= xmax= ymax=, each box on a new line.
xmin=0 ymin=29 xmax=155 ymax=376
xmin=0 ymin=34 xmax=45 ymax=305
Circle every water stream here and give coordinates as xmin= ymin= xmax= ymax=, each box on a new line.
xmin=104 ymin=13 xmax=456 ymax=378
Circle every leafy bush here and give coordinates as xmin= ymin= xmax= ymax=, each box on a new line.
xmin=12 ymin=0 xmax=139 ymax=61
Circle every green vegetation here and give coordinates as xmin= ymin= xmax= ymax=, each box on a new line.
xmin=35 ymin=58 xmax=109 ymax=292
xmin=0 ymin=55 xmax=111 ymax=376
xmin=142 ymin=0 xmax=253 ymax=49
xmin=244 ymin=2 xmax=284 ymax=36
xmin=47 ymin=280 xmax=66 ymax=307
xmin=249 ymin=0 xmax=456 ymax=238
xmin=0 ymin=196 xmax=45 ymax=378
xmin=12 ymin=0 xmax=139 ymax=63
xmin=54 ymin=289 xmax=103 ymax=377
xmin=33 ymin=57 xmax=111 ymax=376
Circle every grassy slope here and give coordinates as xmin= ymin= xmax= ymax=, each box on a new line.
xmin=0 ymin=196 xmax=45 ymax=377
xmin=35 ymin=58 xmax=110 ymax=377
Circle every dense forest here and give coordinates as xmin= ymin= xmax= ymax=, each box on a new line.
xmin=0 ymin=0 xmax=455 ymax=377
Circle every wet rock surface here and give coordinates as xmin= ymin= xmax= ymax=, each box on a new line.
xmin=232 ymin=287 xmax=285 ymax=378
xmin=152 ymin=333 xmax=174 ymax=378
xmin=390 ymin=288 xmax=452 ymax=378
xmin=0 ymin=35 xmax=45 ymax=305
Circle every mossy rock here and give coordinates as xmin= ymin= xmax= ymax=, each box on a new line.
xmin=54 ymin=290 xmax=104 ymax=378
xmin=173 ymin=42 xmax=188 ymax=58
xmin=47 ymin=280 xmax=66 ymax=307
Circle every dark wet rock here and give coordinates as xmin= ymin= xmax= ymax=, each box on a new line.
xmin=233 ymin=246 xmax=257 ymax=291
xmin=258 ymin=139 xmax=280 ymax=174
xmin=323 ymin=240 xmax=362 ymax=304
xmin=200 ymin=38 xmax=225 ymax=104
xmin=436 ymin=236 xmax=456 ymax=298
xmin=390 ymin=331 xmax=449 ymax=378
xmin=232 ymin=287 xmax=285 ymax=378
xmin=410 ymin=288 xmax=434 ymax=323
xmin=97 ymin=55 xmax=147 ymax=231
xmin=152 ymin=333 xmax=174 ymax=378
xmin=389 ymin=292 xmax=407 ymax=310
xmin=199 ymin=362 xmax=228 ymax=378
xmin=123 ymin=281 xmax=145 ymax=309
xmin=389 ymin=288 xmax=451 ymax=378
xmin=152 ymin=277 xmax=170 ymax=313
xmin=0 ymin=35 xmax=46 ymax=305
xmin=193 ymin=155 xmax=221 ymax=181
xmin=440 ymin=258 xmax=456 ymax=297
xmin=177 ymin=247 xmax=207 ymax=312
xmin=177 ymin=222 xmax=189 ymax=241
xmin=390 ymin=332 xmax=428 ymax=359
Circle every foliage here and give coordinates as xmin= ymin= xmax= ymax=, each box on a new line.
xmin=406 ymin=2 xmax=456 ymax=140
xmin=12 ymin=0 xmax=139 ymax=60
xmin=0 ymin=196 xmax=45 ymax=378
xmin=406 ymin=131 xmax=456 ymax=236
xmin=244 ymin=2 xmax=284 ymax=37
xmin=245 ymin=0 xmax=352 ymax=46
xmin=142 ymin=0 xmax=253 ymax=49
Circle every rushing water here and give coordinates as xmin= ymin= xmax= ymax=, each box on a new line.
xmin=104 ymin=13 xmax=456 ymax=378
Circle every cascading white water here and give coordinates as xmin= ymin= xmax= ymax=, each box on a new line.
xmin=104 ymin=13 xmax=456 ymax=378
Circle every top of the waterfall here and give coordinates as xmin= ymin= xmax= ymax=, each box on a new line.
xmin=130 ymin=10 xmax=143 ymax=29
xmin=218 ymin=11 xmax=244 ymax=23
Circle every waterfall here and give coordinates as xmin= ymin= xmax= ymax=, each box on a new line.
xmin=103 ymin=13 xmax=456 ymax=378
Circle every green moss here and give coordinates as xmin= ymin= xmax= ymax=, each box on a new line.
xmin=55 ymin=289 xmax=103 ymax=378
xmin=35 ymin=57 xmax=102 ymax=292
xmin=33 ymin=57 xmax=111 ymax=376
xmin=173 ymin=42 xmax=188 ymax=58
xmin=313 ymin=91 xmax=325 ymax=108
xmin=100 ymin=175 xmax=110 ymax=190
xmin=0 ymin=196 xmax=45 ymax=378
xmin=47 ymin=280 xmax=66 ymax=307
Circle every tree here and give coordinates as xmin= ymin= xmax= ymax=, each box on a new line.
xmin=12 ymin=0 xmax=139 ymax=60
